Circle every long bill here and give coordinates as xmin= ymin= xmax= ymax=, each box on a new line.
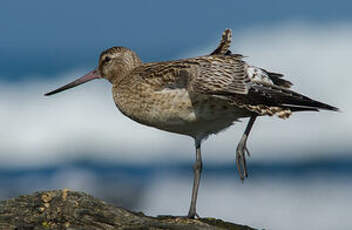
xmin=44 ymin=70 xmax=101 ymax=96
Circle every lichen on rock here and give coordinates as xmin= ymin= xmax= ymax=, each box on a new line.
xmin=0 ymin=190 xmax=256 ymax=230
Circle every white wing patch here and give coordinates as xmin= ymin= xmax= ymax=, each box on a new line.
xmin=247 ymin=66 xmax=274 ymax=85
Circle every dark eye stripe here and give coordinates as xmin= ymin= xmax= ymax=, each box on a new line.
xmin=103 ymin=56 xmax=111 ymax=64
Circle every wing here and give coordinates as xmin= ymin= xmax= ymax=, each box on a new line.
xmin=210 ymin=29 xmax=232 ymax=55
xmin=189 ymin=56 xmax=291 ymax=96
xmin=188 ymin=56 xmax=338 ymax=116
xmin=210 ymin=29 xmax=293 ymax=88
xmin=135 ymin=55 xmax=337 ymax=118
xmin=190 ymin=55 xmax=250 ymax=95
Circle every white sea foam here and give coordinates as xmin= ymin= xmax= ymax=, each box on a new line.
xmin=0 ymin=22 xmax=351 ymax=167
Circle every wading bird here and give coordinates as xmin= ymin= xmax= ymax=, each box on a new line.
xmin=45 ymin=29 xmax=338 ymax=218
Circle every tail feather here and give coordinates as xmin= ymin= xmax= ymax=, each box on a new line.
xmin=264 ymin=70 xmax=293 ymax=88
xmin=250 ymin=84 xmax=339 ymax=112
xmin=281 ymin=100 xmax=339 ymax=112
xmin=284 ymin=106 xmax=319 ymax=112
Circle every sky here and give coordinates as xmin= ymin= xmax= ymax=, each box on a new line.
xmin=0 ymin=0 xmax=351 ymax=167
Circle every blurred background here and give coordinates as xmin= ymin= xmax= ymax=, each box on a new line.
xmin=1 ymin=1 xmax=351 ymax=229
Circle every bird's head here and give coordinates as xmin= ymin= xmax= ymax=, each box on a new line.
xmin=44 ymin=46 xmax=141 ymax=96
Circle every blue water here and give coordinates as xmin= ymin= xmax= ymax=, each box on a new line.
xmin=1 ymin=157 xmax=351 ymax=200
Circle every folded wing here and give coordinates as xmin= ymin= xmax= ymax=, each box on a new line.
xmin=189 ymin=56 xmax=338 ymax=115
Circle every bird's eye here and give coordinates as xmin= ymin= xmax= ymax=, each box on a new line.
xmin=103 ymin=56 xmax=111 ymax=64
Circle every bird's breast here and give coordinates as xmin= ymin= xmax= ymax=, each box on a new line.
xmin=114 ymin=87 xmax=195 ymax=123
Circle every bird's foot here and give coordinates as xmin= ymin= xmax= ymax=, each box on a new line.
xmin=187 ymin=212 xmax=200 ymax=219
xmin=157 ymin=213 xmax=200 ymax=219
xmin=235 ymin=138 xmax=251 ymax=182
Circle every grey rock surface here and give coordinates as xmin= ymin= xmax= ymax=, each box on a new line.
xmin=0 ymin=189 xmax=255 ymax=230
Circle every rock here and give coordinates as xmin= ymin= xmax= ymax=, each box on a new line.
xmin=0 ymin=189 xmax=256 ymax=230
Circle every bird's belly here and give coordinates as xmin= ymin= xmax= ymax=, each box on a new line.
xmin=117 ymin=88 xmax=249 ymax=138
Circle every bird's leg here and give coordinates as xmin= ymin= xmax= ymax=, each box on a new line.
xmin=236 ymin=115 xmax=257 ymax=181
xmin=188 ymin=139 xmax=203 ymax=218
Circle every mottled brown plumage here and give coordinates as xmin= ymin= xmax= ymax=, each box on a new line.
xmin=109 ymin=46 xmax=336 ymax=133
xmin=45 ymin=29 xmax=338 ymax=219
xmin=211 ymin=29 xmax=232 ymax=55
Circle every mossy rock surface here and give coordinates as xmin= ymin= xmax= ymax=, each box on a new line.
xmin=0 ymin=189 xmax=256 ymax=230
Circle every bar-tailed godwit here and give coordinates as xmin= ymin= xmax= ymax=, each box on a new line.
xmin=45 ymin=29 xmax=338 ymax=218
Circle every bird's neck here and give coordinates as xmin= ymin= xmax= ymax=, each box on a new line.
xmin=109 ymin=61 xmax=143 ymax=84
